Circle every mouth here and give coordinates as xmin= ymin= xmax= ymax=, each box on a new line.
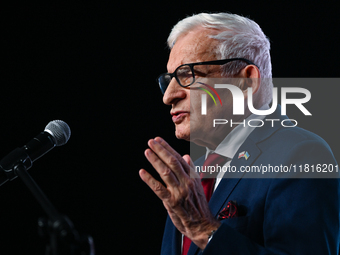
xmin=171 ymin=111 xmax=189 ymax=124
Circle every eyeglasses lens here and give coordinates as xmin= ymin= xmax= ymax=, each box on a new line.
xmin=158 ymin=74 xmax=171 ymax=94
xmin=158 ymin=65 xmax=194 ymax=94
xmin=176 ymin=65 xmax=193 ymax=87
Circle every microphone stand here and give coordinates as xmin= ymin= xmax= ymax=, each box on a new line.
xmin=14 ymin=163 xmax=95 ymax=255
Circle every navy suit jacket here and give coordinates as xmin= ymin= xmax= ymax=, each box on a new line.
xmin=161 ymin=107 xmax=340 ymax=255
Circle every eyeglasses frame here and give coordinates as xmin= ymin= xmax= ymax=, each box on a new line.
xmin=157 ymin=57 xmax=259 ymax=94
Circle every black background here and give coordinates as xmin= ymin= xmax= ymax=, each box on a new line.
xmin=1 ymin=1 xmax=339 ymax=254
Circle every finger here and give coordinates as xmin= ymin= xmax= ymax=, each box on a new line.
xmin=155 ymin=137 xmax=194 ymax=177
xmin=182 ymin=154 xmax=201 ymax=179
xmin=149 ymin=138 xmax=189 ymax=181
xmin=181 ymin=154 xmax=193 ymax=174
xmin=144 ymin=148 xmax=180 ymax=187
xmin=154 ymin=137 xmax=187 ymax=165
xmin=182 ymin=154 xmax=194 ymax=170
xmin=139 ymin=169 xmax=171 ymax=200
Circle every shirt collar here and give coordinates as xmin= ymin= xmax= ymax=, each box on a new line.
xmin=205 ymin=104 xmax=269 ymax=159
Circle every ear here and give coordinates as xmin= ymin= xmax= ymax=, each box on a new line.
xmin=237 ymin=65 xmax=261 ymax=98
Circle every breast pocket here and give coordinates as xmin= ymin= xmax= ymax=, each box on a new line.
xmin=222 ymin=216 xmax=248 ymax=230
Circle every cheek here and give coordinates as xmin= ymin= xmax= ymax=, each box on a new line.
xmin=189 ymin=91 xmax=217 ymax=127
xmin=189 ymin=91 xmax=205 ymax=116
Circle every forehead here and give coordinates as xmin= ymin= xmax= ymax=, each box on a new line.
xmin=167 ymin=27 xmax=220 ymax=73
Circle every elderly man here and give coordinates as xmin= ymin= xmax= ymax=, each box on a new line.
xmin=139 ymin=13 xmax=339 ymax=255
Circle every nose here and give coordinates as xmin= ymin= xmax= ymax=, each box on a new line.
xmin=163 ymin=78 xmax=187 ymax=105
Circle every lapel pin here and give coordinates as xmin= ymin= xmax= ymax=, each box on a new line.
xmin=238 ymin=151 xmax=250 ymax=160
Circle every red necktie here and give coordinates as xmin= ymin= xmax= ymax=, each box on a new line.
xmin=182 ymin=153 xmax=228 ymax=255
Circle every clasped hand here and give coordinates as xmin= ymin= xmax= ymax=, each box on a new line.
xmin=139 ymin=137 xmax=221 ymax=249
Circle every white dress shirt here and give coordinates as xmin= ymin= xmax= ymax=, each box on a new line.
xmin=205 ymin=104 xmax=269 ymax=191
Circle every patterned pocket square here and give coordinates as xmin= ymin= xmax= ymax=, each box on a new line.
xmin=218 ymin=200 xmax=238 ymax=220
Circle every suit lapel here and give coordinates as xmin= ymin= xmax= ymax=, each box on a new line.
xmin=208 ymin=137 xmax=261 ymax=217
xmin=201 ymin=107 xmax=286 ymax=218
xmin=209 ymin=107 xmax=288 ymax=216
xmin=187 ymin=107 xmax=287 ymax=255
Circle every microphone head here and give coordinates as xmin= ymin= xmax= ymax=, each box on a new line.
xmin=44 ymin=120 xmax=71 ymax=146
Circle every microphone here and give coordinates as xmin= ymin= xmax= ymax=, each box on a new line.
xmin=0 ymin=120 xmax=71 ymax=186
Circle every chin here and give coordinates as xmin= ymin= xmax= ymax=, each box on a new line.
xmin=175 ymin=125 xmax=190 ymax=141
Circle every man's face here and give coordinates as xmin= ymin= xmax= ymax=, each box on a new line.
xmin=163 ymin=27 xmax=241 ymax=149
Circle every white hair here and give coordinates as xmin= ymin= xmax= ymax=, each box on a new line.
xmin=167 ymin=12 xmax=273 ymax=105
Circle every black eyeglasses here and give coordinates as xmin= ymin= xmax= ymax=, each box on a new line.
xmin=157 ymin=58 xmax=258 ymax=94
